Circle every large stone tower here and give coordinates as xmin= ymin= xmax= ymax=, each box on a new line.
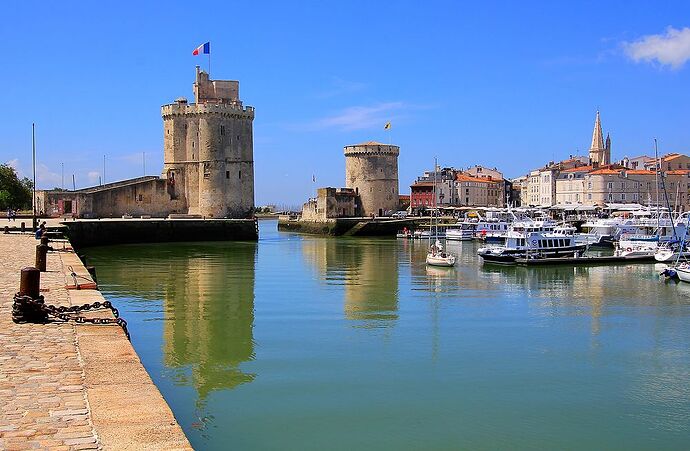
xmin=344 ymin=141 xmax=399 ymax=217
xmin=589 ymin=111 xmax=611 ymax=167
xmin=161 ymin=66 xmax=255 ymax=218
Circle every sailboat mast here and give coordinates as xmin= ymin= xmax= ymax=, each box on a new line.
xmin=654 ymin=138 xmax=660 ymax=231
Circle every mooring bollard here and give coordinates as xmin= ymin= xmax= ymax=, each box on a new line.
xmin=35 ymin=242 xmax=49 ymax=272
xmin=40 ymin=235 xmax=50 ymax=245
xmin=20 ymin=222 xmax=26 ymax=233
xmin=19 ymin=267 xmax=40 ymax=299
xmin=3 ymin=225 xmax=8 ymax=234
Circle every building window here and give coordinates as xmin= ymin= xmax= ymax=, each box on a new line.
xmin=588 ymin=193 xmax=592 ymax=200
xmin=621 ymin=193 xmax=626 ymax=200
xmin=239 ymin=170 xmax=242 ymax=179
xmin=607 ymin=182 xmax=613 ymax=189
xmin=226 ymin=171 xmax=230 ymax=179
xmin=220 ymin=125 xmax=225 ymax=135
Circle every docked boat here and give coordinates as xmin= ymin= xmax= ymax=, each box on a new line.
xmin=478 ymin=220 xmax=586 ymax=264
xmin=446 ymin=222 xmax=475 ymax=241
xmin=654 ymin=242 xmax=690 ymax=262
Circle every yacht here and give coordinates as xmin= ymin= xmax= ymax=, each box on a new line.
xmin=446 ymin=221 xmax=476 ymax=241
xmin=478 ymin=220 xmax=586 ymax=264
xmin=425 ymin=158 xmax=456 ymax=267
xmin=426 ymin=239 xmax=457 ymax=267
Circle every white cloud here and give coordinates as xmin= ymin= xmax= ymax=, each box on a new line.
xmin=6 ymin=158 xmax=20 ymax=172
xmin=87 ymin=171 xmax=101 ymax=184
xmin=623 ymin=26 xmax=690 ymax=69
xmin=312 ymin=102 xmax=404 ymax=131
xmin=37 ymin=164 xmax=62 ymax=187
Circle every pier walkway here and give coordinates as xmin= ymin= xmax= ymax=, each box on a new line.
xmin=0 ymin=233 xmax=191 ymax=450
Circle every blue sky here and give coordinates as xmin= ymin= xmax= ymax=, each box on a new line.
xmin=2 ymin=1 xmax=690 ymax=206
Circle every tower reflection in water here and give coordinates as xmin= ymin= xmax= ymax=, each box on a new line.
xmin=161 ymin=242 xmax=258 ymax=400
xmin=302 ymin=237 xmax=399 ymax=326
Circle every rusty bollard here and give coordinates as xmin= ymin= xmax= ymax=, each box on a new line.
xmin=36 ymin=242 xmax=49 ymax=272
xmin=3 ymin=225 xmax=8 ymax=234
xmin=19 ymin=267 xmax=41 ymax=299
xmin=40 ymin=235 xmax=50 ymax=245
xmin=13 ymin=267 xmax=45 ymax=323
xmin=20 ymin=222 xmax=26 ymax=233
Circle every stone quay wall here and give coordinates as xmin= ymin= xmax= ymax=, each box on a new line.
xmin=0 ymin=232 xmax=191 ymax=450
xmin=63 ymin=218 xmax=259 ymax=248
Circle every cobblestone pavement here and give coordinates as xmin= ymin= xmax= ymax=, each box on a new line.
xmin=0 ymin=233 xmax=191 ymax=450
xmin=0 ymin=233 xmax=99 ymax=450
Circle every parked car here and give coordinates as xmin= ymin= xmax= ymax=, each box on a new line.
xmin=391 ymin=211 xmax=408 ymax=218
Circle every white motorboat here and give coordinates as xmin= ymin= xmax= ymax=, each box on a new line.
xmin=478 ymin=220 xmax=586 ymax=264
xmin=615 ymin=242 xmax=657 ymax=258
xmin=446 ymin=222 xmax=475 ymax=241
xmin=654 ymin=242 xmax=690 ymax=262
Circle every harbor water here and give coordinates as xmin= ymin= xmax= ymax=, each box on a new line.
xmin=83 ymin=219 xmax=690 ymax=450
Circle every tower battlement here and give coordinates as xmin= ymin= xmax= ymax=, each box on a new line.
xmin=161 ymin=102 xmax=255 ymax=118
xmin=344 ymin=141 xmax=400 ymax=157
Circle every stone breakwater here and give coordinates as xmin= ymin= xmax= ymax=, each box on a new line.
xmin=0 ymin=233 xmax=191 ymax=450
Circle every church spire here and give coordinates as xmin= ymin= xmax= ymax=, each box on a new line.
xmin=589 ymin=111 xmax=606 ymax=166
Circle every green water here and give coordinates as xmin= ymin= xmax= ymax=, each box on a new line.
xmin=83 ymin=219 xmax=690 ymax=450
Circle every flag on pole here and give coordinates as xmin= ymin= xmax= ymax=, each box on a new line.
xmin=384 ymin=121 xmax=392 ymax=130
xmin=192 ymin=42 xmax=210 ymax=55
xmin=312 ymin=174 xmax=316 ymax=182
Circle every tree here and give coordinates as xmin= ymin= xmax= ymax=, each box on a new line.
xmin=0 ymin=164 xmax=32 ymax=210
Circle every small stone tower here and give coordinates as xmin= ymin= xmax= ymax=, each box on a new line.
xmin=344 ymin=141 xmax=399 ymax=217
xmin=589 ymin=111 xmax=610 ymax=167
xmin=161 ymin=66 xmax=255 ymax=218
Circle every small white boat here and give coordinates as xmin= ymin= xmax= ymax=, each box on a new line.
xmin=426 ymin=240 xmax=456 ymax=267
xmin=654 ymin=244 xmax=690 ymax=262
xmin=615 ymin=242 xmax=657 ymax=258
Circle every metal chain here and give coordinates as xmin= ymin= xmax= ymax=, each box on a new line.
xmin=12 ymin=293 xmax=130 ymax=341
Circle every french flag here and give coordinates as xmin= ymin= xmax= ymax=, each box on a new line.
xmin=192 ymin=42 xmax=210 ymax=56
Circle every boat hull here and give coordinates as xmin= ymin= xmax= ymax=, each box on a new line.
xmin=479 ymin=245 xmax=586 ymax=264
xmin=676 ymin=266 xmax=690 ymax=283
xmin=426 ymin=255 xmax=456 ymax=267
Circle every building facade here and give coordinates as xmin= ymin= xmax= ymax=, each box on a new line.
xmin=555 ymin=167 xmax=690 ymax=209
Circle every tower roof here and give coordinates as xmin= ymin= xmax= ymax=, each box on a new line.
xmin=590 ymin=111 xmax=605 ymax=152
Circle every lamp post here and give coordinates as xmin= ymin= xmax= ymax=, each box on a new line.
xmin=32 ymin=123 xmax=37 ymax=230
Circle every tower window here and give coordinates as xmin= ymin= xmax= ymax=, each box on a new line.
xmin=226 ymin=171 xmax=230 ymax=179
xmin=239 ymin=170 xmax=242 ymax=179
xmin=221 ymin=125 xmax=225 ymax=135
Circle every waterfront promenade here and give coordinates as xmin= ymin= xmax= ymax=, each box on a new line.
xmin=0 ymin=232 xmax=191 ymax=450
